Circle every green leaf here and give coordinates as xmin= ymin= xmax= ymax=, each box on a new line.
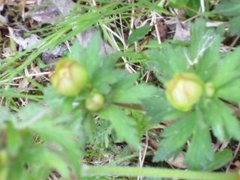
xmin=17 ymin=103 xmax=51 ymax=128
xmin=206 ymin=99 xmax=240 ymax=141
xmin=68 ymin=40 xmax=82 ymax=61
xmin=148 ymin=48 xmax=173 ymax=82
xmin=83 ymin=114 xmax=97 ymax=143
xmin=153 ymin=112 xmax=197 ymax=162
xmin=165 ymin=46 xmax=188 ymax=74
xmin=6 ymin=122 xmax=22 ymax=156
xmin=131 ymin=111 xmax=149 ymax=138
xmin=142 ymin=90 xmax=184 ymax=124
xmin=114 ymin=73 xmax=139 ymax=89
xmin=69 ymin=33 xmax=102 ymax=78
xmin=189 ymin=20 xmax=223 ymax=76
xmin=217 ymin=79 xmax=240 ymax=104
xmin=215 ymin=0 xmax=240 ymax=35
xmin=32 ymin=121 xmax=82 ymax=178
xmin=148 ymin=44 xmax=188 ymax=82
xmin=100 ymin=105 xmax=139 ymax=149
xmin=206 ymin=149 xmax=232 ymax=171
xmin=83 ymin=32 xmax=102 ymax=75
xmin=137 ymin=1 xmax=169 ymax=14
xmin=219 ymin=101 xmax=240 ymax=141
xmin=168 ymin=0 xmax=200 ymax=16
xmin=43 ymin=87 xmax=75 ymax=117
xmin=27 ymin=147 xmax=69 ymax=178
xmin=127 ymin=26 xmax=151 ymax=45
xmin=184 ymin=118 xmax=214 ymax=170
xmin=168 ymin=0 xmax=190 ymax=8
xmin=195 ymin=33 xmax=222 ymax=81
xmin=92 ymin=69 xmax=126 ymax=94
xmin=111 ymin=73 xmax=158 ymax=104
xmin=229 ymin=17 xmax=240 ymax=35
xmin=215 ymin=0 xmax=240 ymax=17
xmin=210 ymin=48 xmax=240 ymax=87
xmin=205 ymin=100 xmax=229 ymax=142
xmin=186 ymin=0 xmax=201 ymax=16
xmin=112 ymin=84 xmax=158 ymax=104
xmin=190 ymin=19 xmax=207 ymax=60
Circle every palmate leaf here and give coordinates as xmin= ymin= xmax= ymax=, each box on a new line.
xmin=184 ymin=118 xmax=214 ymax=170
xmin=68 ymin=33 xmax=102 ymax=78
xmin=100 ymin=105 xmax=139 ymax=149
xmin=219 ymin=102 xmax=240 ymax=141
xmin=210 ymin=48 xmax=240 ymax=87
xmin=206 ymin=149 xmax=232 ymax=171
xmin=215 ymin=0 xmax=240 ymax=16
xmin=153 ymin=112 xmax=197 ymax=162
xmin=113 ymin=84 xmax=158 ymax=104
xmin=189 ymin=19 xmax=208 ymax=60
xmin=215 ymin=0 xmax=240 ymax=35
xmin=188 ymin=19 xmax=224 ymax=82
xmin=111 ymin=73 xmax=158 ymax=104
xmin=141 ymin=90 xmax=184 ymax=124
xmin=194 ymin=32 xmax=222 ymax=81
xmin=31 ymin=121 xmax=82 ymax=178
xmin=206 ymin=99 xmax=240 ymax=141
xmin=148 ymin=20 xmax=222 ymax=84
xmin=205 ymin=100 xmax=229 ymax=142
xmin=92 ymin=69 xmax=126 ymax=94
xmin=229 ymin=17 xmax=240 ymax=35
xmin=148 ymin=47 xmax=173 ymax=82
xmin=10 ymin=146 xmax=69 ymax=179
xmin=26 ymin=147 xmax=69 ymax=179
xmin=148 ymin=44 xmax=188 ymax=83
xmin=217 ymin=79 xmax=240 ymax=104
xmin=91 ymin=54 xmax=127 ymax=94
xmin=165 ymin=45 xmax=188 ymax=74
xmin=83 ymin=32 xmax=102 ymax=76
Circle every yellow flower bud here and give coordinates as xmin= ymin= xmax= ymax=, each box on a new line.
xmin=205 ymin=82 xmax=215 ymax=98
xmin=85 ymin=92 xmax=105 ymax=112
xmin=166 ymin=73 xmax=203 ymax=112
xmin=51 ymin=58 xmax=88 ymax=96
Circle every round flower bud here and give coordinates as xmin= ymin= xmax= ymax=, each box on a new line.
xmin=205 ymin=82 xmax=215 ymax=98
xmin=51 ymin=58 xmax=88 ymax=96
xmin=166 ymin=73 xmax=203 ymax=112
xmin=85 ymin=92 xmax=105 ymax=112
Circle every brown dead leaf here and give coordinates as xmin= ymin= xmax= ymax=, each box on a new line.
xmin=167 ymin=152 xmax=186 ymax=169
xmin=174 ymin=20 xmax=190 ymax=41
xmin=8 ymin=27 xmax=41 ymax=49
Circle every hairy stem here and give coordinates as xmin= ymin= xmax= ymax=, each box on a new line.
xmin=82 ymin=165 xmax=239 ymax=180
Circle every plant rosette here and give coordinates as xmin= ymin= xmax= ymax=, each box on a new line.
xmin=166 ymin=73 xmax=204 ymax=112
xmin=51 ymin=58 xmax=88 ymax=96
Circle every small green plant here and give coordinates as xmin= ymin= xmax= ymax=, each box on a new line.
xmin=146 ymin=19 xmax=240 ymax=170
xmin=0 ymin=32 xmax=159 ymax=179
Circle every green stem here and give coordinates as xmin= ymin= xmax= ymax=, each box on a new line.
xmin=82 ymin=165 xmax=239 ymax=180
